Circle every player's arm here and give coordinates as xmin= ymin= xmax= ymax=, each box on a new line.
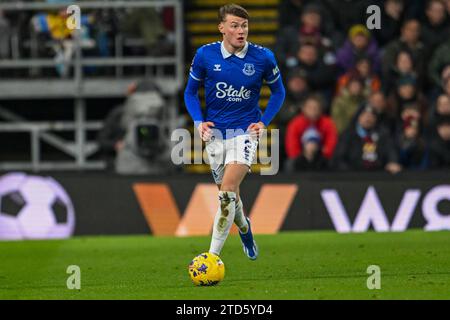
xmin=260 ymin=49 xmax=286 ymax=127
xmin=248 ymin=50 xmax=285 ymax=137
xmin=184 ymin=48 xmax=215 ymax=141
xmin=260 ymin=77 xmax=285 ymax=126
xmin=248 ymin=78 xmax=285 ymax=139
xmin=184 ymin=77 xmax=215 ymax=141
xmin=184 ymin=76 xmax=204 ymax=128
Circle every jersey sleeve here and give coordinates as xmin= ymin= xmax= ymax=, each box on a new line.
xmin=189 ymin=47 xmax=206 ymax=82
xmin=263 ymin=48 xmax=281 ymax=84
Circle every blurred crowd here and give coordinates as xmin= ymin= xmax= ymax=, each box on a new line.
xmin=275 ymin=0 xmax=450 ymax=173
xmin=0 ymin=1 xmax=176 ymax=77
xmin=1 ymin=0 xmax=449 ymax=174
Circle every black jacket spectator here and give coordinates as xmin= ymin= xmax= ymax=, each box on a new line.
xmin=275 ymin=4 xmax=337 ymax=71
xmin=333 ymin=106 xmax=401 ymax=173
xmin=287 ymin=43 xmax=336 ymax=93
xmin=428 ymin=116 xmax=450 ymax=168
xmin=372 ymin=0 xmax=406 ymax=47
xmin=420 ymin=0 xmax=450 ymax=51
xmin=278 ymin=0 xmax=314 ymax=29
xmin=368 ymin=91 xmax=397 ymax=135
xmin=396 ymin=113 xmax=429 ymax=170
xmin=382 ymin=20 xmax=427 ymax=83
xmin=320 ymin=0 xmax=374 ymax=38
xmin=428 ymin=40 xmax=450 ymax=89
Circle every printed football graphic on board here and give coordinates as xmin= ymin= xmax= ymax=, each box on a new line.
xmin=0 ymin=172 xmax=75 ymax=240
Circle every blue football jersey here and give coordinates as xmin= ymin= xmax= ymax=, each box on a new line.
xmin=189 ymin=41 xmax=281 ymax=136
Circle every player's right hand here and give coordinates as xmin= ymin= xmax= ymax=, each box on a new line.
xmin=197 ymin=121 xmax=215 ymax=141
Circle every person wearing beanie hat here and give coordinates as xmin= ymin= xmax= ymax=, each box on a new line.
xmin=388 ymin=73 xmax=428 ymax=122
xmin=301 ymin=126 xmax=322 ymax=146
xmin=348 ymin=24 xmax=371 ymax=40
xmin=293 ymin=125 xmax=328 ymax=171
xmin=336 ymin=24 xmax=381 ymax=74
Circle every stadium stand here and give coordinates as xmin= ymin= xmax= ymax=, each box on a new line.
xmin=1 ymin=0 xmax=449 ymax=174
xmin=0 ymin=0 xmax=184 ymax=172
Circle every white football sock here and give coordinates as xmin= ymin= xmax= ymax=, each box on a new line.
xmin=209 ymin=191 xmax=236 ymax=256
xmin=234 ymin=198 xmax=249 ymax=233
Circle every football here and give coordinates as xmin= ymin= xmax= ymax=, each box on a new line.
xmin=0 ymin=172 xmax=75 ymax=240
xmin=188 ymin=252 xmax=225 ymax=286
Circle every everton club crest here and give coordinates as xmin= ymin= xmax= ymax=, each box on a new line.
xmin=242 ymin=63 xmax=255 ymax=76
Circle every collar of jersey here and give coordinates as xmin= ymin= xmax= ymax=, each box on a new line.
xmin=220 ymin=41 xmax=249 ymax=59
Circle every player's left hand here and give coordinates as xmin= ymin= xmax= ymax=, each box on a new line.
xmin=247 ymin=121 xmax=265 ymax=139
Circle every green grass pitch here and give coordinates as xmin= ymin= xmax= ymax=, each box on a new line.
xmin=0 ymin=230 xmax=449 ymax=299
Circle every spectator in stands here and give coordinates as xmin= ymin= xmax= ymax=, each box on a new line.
xmin=288 ymin=43 xmax=336 ymax=96
xmin=388 ymin=75 xmax=428 ymax=122
xmin=92 ymin=9 xmax=119 ymax=58
xmin=336 ymin=55 xmax=381 ymax=96
xmin=32 ymin=9 xmax=95 ymax=77
xmin=373 ymin=0 xmax=406 ymax=47
xmin=430 ymin=94 xmax=450 ymax=125
xmin=290 ymin=126 xmax=329 ymax=171
xmin=0 ymin=10 xmax=10 ymax=59
xmin=331 ymin=76 xmax=366 ymax=133
xmin=382 ymin=19 xmax=427 ymax=83
xmin=276 ymin=68 xmax=311 ymax=127
xmin=384 ymin=50 xmax=420 ymax=95
xmin=335 ymin=24 xmax=381 ymax=75
xmin=428 ymin=115 xmax=450 ymax=168
xmin=368 ymin=91 xmax=397 ymax=135
xmin=421 ymin=0 xmax=450 ymax=51
xmin=445 ymin=76 xmax=450 ymax=96
xmin=320 ymin=0 xmax=372 ymax=39
xmin=275 ymin=68 xmax=310 ymax=169
xmin=278 ymin=0 xmax=314 ymax=29
xmin=428 ymin=37 xmax=450 ymax=89
xmin=120 ymin=8 xmax=173 ymax=56
xmin=398 ymin=101 xmax=425 ymax=138
xmin=332 ymin=105 xmax=402 ymax=174
xmin=285 ymin=94 xmax=338 ymax=171
xmin=276 ymin=4 xmax=335 ymax=71
xmin=396 ymin=107 xmax=429 ymax=170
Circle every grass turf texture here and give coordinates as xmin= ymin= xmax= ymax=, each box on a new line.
xmin=0 ymin=230 xmax=449 ymax=300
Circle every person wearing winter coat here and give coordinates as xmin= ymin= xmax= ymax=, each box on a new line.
xmin=285 ymin=94 xmax=338 ymax=169
xmin=332 ymin=105 xmax=402 ymax=174
xmin=335 ymin=24 xmax=381 ymax=75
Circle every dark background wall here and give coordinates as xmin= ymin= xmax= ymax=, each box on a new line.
xmin=10 ymin=171 xmax=447 ymax=236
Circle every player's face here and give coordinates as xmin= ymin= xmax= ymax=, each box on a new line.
xmin=219 ymin=15 xmax=249 ymax=49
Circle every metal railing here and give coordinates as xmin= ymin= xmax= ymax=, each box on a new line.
xmin=0 ymin=0 xmax=184 ymax=172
